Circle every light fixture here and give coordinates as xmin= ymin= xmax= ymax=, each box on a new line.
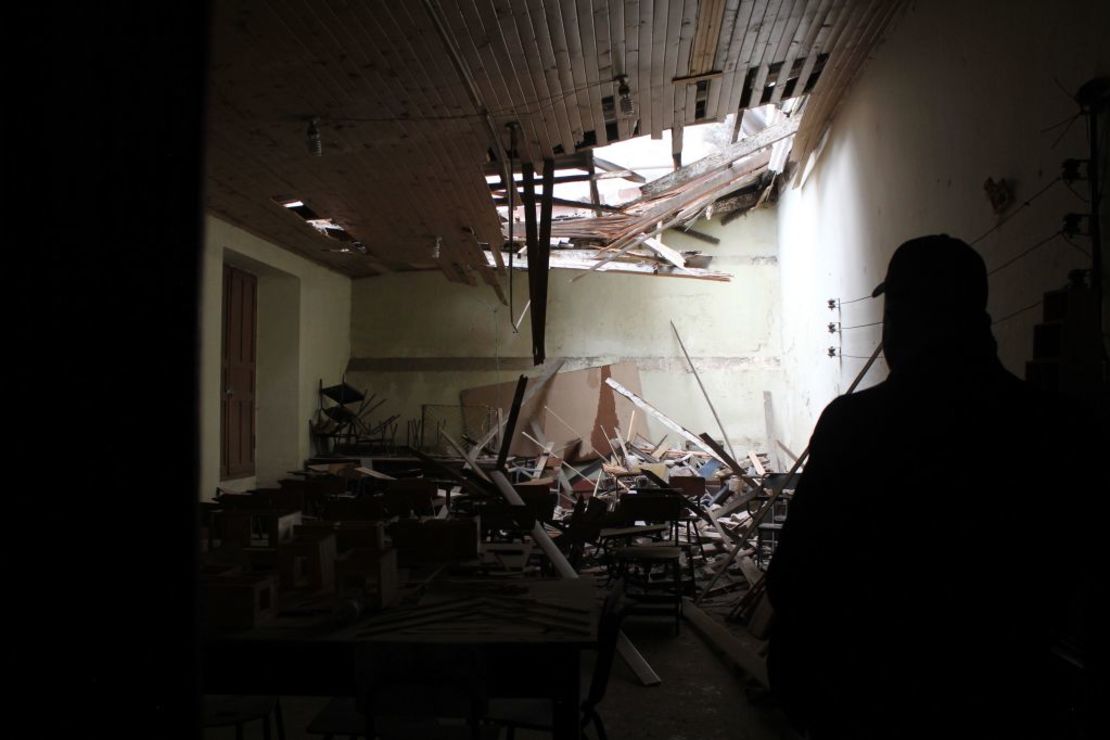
xmin=306 ymin=117 xmax=322 ymax=157
xmin=616 ymin=75 xmax=633 ymax=115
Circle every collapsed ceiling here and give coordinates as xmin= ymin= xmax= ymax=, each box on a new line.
xmin=206 ymin=0 xmax=905 ymax=291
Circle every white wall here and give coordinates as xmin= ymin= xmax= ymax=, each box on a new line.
xmin=200 ymin=216 xmax=351 ymax=499
xmin=776 ymin=0 xmax=1108 ymax=451
xmin=349 ymin=209 xmax=787 ymax=458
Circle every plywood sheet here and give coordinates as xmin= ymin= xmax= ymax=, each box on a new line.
xmin=460 ymin=362 xmax=647 ymax=460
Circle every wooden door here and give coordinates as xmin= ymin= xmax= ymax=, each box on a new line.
xmin=221 ymin=265 xmax=256 ymax=479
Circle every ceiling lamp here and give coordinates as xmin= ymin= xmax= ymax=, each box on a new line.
xmin=306 ymin=117 xmax=323 ymax=157
xmin=616 ymin=75 xmax=634 ymax=116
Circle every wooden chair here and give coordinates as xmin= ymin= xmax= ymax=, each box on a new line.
xmin=602 ymin=494 xmax=685 ymax=634
xmin=202 ymin=695 xmax=285 ymax=740
xmin=485 ymin=581 xmax=631 ymax=740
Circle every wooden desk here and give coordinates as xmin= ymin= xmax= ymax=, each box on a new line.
xmin=203 ymin=578 xmax=597 ymax=739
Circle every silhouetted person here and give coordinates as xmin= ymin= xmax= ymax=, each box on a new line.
xmin=766 ymin=235 xmax=1106 ymax=739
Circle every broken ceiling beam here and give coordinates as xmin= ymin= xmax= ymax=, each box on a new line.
xmin=643 ymin=237 xmax=686 ymax=269
xmin=591 ymin=156 xmax=647 ymax=184
xmin=493 ymin=195 xmax=625 ymax=214
xmin=530 ymin=158 xmax=554 ymax=366
xmin=484 ymin=250 xmax=731 ymax=282
xmin=641 ymin=117 xmax=800 ymax=197
xmin=671 ymin=320 xmax=739 ymax=465
xmin=587 ymin=151 xmax=603 ymax=218
xmin=603 ymin=377 xmax=727 ymax=465
xmin=489 ymin=173 xmax=594 ymax=189
xmin=677 ymin=227 xmax=720 ymax=245
xmin=688 ymin=0 xmax=727 ymax=76
xmin=672 ymin=70 xmax=724 ymax=84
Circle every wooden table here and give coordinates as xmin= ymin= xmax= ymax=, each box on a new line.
xmin=203 ymin=577 xmax=598 ymax=739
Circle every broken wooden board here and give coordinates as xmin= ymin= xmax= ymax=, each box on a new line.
xmin=603 ymin=377 xmax=727 ymax=465
xmin=683 ymin=598 xmax=769 ymax=687
xmin=463 ymin=362 xmax=647 ymax=459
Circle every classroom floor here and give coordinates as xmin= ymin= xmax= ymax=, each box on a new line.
xmin=202 ymin=614 xmax=800 ymax=740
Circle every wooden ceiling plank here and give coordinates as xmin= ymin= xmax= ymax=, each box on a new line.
xmin=672 ymin=0 xmax=699 ymax=128
xmin=309 ymin=1 xmax=453 ymax=258
xmin=594 ymin=1 xmax=617 ymax=140
xmin=647 ymin=0 xmax=670 ymax=139
xmin=703 ymin=0 xmax=741 ymax=120
xmin=689 ymin=0 xmax=724 ymax=73
xmin=772 ymin=0 xmax=835 ymax=106
xmin=721 ymin=0 xmax=770 ymax=124
xmin=490 ymin=0 xmax=559 ymax=159
xmin=614 ymin=0 xmax=636 ymax=141
xmin=385 ymin=1 xmax=507 ymax=247
xmin=518 ymin=1 xmax=577 ymax=155
xmin=207 ymin=176 xmax=385 ymax=274
xmin=209 ymin=0 xmax=444 ymax=275
xmin=438 ymin=1 xmax=527 ymax=164
xmin=574 ymin=0 xmax=610 ymax=147
xmin=557 ymin=1 xmax=597 ymax=149
xmin=739 ymin=0 xmax=786 ymax=114
xmin=789 ymin=0 xmax=843 ymax=106
xmin=788 ymin=0 xmax=854 ymax=162
xmin=661 ymin=0 xmax=685 ymax=134
xmin=763 ymin=0 xmax=808 ymax=106
xmin=209 ymin=3 xmax=457 ymax=277
xmin=277 ymin=1 xmax=430 ymax=255
xmin=742 ymin=0 xmax=790 ymax=112
xmin=458 ymin=0 xmax=538 ymax=164
xmin=533 ymin=0 xmax=587 ymax=151
xmin=309 ymin=0 xmax=454 ymax=263
xmin=208 ymin=24 xmax=419 ymax=269
xmin=714 ymin=0 xmax=760 ymax=124
xmin=361 ymin=1 xmax=495 ymax=278
xmin=637 ymin=0 xmax=654 ymax=138
xmin=643 ymin=112 xmax=793 ymax=195
xmin=790 ymin=0 xmax=880 ymax=170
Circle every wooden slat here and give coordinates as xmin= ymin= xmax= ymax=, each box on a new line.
xmin=758 ymin=0 xmax=806 ymax=107
xmin=792 ymin=0 xmax=902 ymax=184
xmin=671 ymin=0 xmax=699 ymax=129
xmin=642 ymin=116 xmax=796 ymax=195
xmin=704 ymin=0 xmax=742 ymax=120
xmin=738 ymin=0 xmax=786 ymax=114
xmin=790 ymin=0 xmax=842 ymax=104
xmin=594 ymin=1 xmax=616 ymax=138
xmin=521 ymin=0 xmax=578 ymax=155
xmin=575 ymin=0 xmax=609 ymax=146
xmin=372 ymin=2 xmax=492 ymax=282
xmin=719 ymin=0 xmax=767 ymax=123
xmin=768 ymin=0 xmax=829 ymax=105
xmin=617 ymin=0 xmax=637 ymax=140
xmin=660 ymin=0 xmax=684 ymax=134
xmin=638 ymin=0 xmax=654 ymax=137
xmin=557 ymin=0 xmax=595 ymax=147
xmin=475 ymin=0 xmax=549 ymax=159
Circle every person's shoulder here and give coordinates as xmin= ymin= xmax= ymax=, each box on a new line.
xmin=820 ymin=380 xmax=891 ymax=421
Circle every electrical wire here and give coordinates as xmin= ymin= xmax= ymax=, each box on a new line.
xmin=1061 ymin=232 xmax=1092 ymax=257
xmin=986 ymin=231 xmax=1063 ymax=276
xmin=838 ymin=320 xmax=883 ymax=331
xmin=970 ymin=177 xmax=1062 ymax=245
xmin=992 ymin=300 xmax=1043 ymax=326
xmin=1063 ymin=179 xmax=1089 ymax=203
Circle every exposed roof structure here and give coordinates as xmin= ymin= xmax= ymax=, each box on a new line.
xmin=206 ymin=0 xmax=905 ymax=289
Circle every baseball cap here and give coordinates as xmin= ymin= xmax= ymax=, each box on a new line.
xmin=872 ymin=234 xmax=988 ymax=313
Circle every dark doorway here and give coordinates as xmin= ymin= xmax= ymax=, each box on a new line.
xmin=222 ymin=264 xmax=257 ymax=479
